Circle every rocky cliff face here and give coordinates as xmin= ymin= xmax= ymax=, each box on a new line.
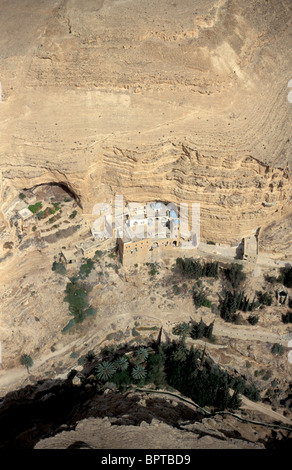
xmin=0 ymin=0 xmax=291 ymax=246
xmin=0 ymin=374 xmax=289 ymax=450
xmin=1 ymin=1 xmax=292 ymax=450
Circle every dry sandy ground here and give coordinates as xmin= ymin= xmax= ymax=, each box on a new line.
xmin=0 ymin=0 xmax=292 ymax=247
xmin=0 ymin=228 xmax=291 ymax=429
xmin=0 ymin=1 xmax=291 ymax=448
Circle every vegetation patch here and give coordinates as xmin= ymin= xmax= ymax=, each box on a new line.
xmin=192 ymin=287 xmax=212 ymax=309
xmin=136 ymin=326 xmax=159 ymax=331
xmin=62 ymin=319 xmax=76 ymax=334
xmin=220 ymin=291 xmax=257 ymax=323
xmin=256 ymin=291 xmax=273 ymax=306
xmin=278 ymin=266 xmax=292 ymax=288
xmin=36 ymin=210 xmax=45 ymax=220
xmin=172 ymin=319 xmax=214 ymax=341
xmin=20 ymin=354 xmax=33 ymax=372
xmin=172 ymin=284 xmax=181 ymax=295
xmin=175 ymin=258 xmax=219 ymax=279
xmin=28 ymin=202 xmax=42 ymax=214
xmin=79 ymin=258 xmax=95 ymax=279
xmin=3 ymin=241 xmax=13 ymax=249
xmin=62 ymin=277 xmax=96 ymax=330
xmin=147 ymin=262 xmax=160 ymax=276
xmin=132 ymin=327 xmax=140 ymax=337
xmin=248 ymin=315 xmax=259 ymax=325
xmin=224 ymin=263 xmax=246 ymax=289
xmin=271 ymin=343 xmax=284 ymax=356
xmin=52 ymin=261 xmax=67 ymax=276
xmin=52 ymin=202 xmax=61 ymax=212
xmin=264 ymin=275 xmax=278 ymax=284
xmin=82 ymin=339 xmax=260 ymax=411
xmin=69 ymin=210 xmax=78 ymax=219
xmin=282 ymin=311 xmax=292 ymax=324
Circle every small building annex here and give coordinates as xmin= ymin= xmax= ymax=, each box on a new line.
xmin=242 ymin=235 xmax=258 ymax=263
xmin=60 ymin=247 xmax=78 ymax=265
xmin=117 ymin=202 xmax=181 ymax=266
xmin=18 ymin=207 xmax=34 ymax=222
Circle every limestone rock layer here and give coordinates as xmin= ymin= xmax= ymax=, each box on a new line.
xmin=0 ymin=0 xmax=292 ymax=246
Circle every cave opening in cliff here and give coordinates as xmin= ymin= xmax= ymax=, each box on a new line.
xmin=24 ymin=182 xmax=82 ymax=209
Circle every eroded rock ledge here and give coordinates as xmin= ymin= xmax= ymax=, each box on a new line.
xmin=0 ymin=0 xmax=291 ymax=248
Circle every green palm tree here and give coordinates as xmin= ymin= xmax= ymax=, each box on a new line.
xmin=173 ymin=322 xmax=191 ymax=336
xmin=20 ymin=354 xmax=33 ymax=373
xmin=135 ymin=347 xmax=149 ymax=363
xmin=132 ymin=365 xmax=146 ymax=381
xmin=85 ymin=350 xmax=96 ymax=362
xmin=115 ymin=356 xmax=129 ymax=371
xmin=95 ymin=361 xmax=117 ymax=381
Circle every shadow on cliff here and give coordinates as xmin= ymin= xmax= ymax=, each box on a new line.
xmin=0 ymin=376 xmax=201 ymax=449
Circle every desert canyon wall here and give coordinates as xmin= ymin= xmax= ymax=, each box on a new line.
xmin=0 ymin=0 xmax=291 ymax=246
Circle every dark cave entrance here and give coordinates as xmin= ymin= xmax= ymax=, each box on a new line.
xmin=24 ymin=182 xmax=82 ymax=209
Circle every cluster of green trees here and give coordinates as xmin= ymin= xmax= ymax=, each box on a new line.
xmin=264 ymin=274 xmax=278 ymax=284
xmin=62 ymin=277 xmax=95 ymax=332
xmin=92 ymin=346 xmax=166 ymax=389
xmin=282 ymin=311 xmax=292 ymax=324
xmin=82 ymin=340 xmax=260 ymax=412
xmin=223 ymin=263 xmax=246 ymax=289
xmin=146 ymin=262 xmax=160 ymax=277
xmin=95 ymin=250 xmax=104 ymax=258
xmin=36 ymin=210 xmax=45 ymax=220
xmin=220 ymin=288 xmax=275 ymax=324
xmin=51 ymin=252 xmax=97 ymax=331
xmin=271 ymin=343 xmax=284 ymax=356
xmin=278 ymin=266 xmax=292 ymax=288
xmin=220 ymin=291 xmax=257 ymax=323
xmin=192 ymin=288 xmax=212 ymax=309
xmin=164 ymin=338 xmax=259 ymax=410
xmin=256 ymin=291 xmax=273 ymax=306
xmin=52 ymin=256 xmax=95 ymax=280
xmin=172 ymin=322 xmax=192 ymax=336
xmin=175 ymin=258 xmax=219 ymax=279
xmin=51 ymin=202 xmax=61 ymax=212
xmin=172 ymin=319 xmax=214 ymax=341
xmin=79 ymin=258 xmax=95 ymax=279
xmin=190 ymin=319 xmax=214 ymax=340
xmin=172 ymin=284 xmax=181 ymax=295
xmin=265 ymin=267 xmax=292 ymax=288
xmin=28 ymin=201 xmax=42 ymax=214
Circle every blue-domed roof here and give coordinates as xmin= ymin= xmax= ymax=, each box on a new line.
xmin=169 ymin=209 xmax=178 ymax=218
xmin=173 ymin=218 xmax=180 ymax=225
xmin=151 ymin=202 xmax=163 ymax=210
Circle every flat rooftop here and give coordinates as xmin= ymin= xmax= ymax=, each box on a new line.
xmin=243 ymin=236 xmax=258 ymax=255
xmin=19 ymin=208 xmax=34 ymax=220
xmin=79 ymin=238 xmax=100 ymax=250
xmin=120 ymin=225 xmax=178 ymax=244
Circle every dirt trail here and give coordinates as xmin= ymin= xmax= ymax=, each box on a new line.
xmin=240 ymin=396 xmax=292 ymax=426
xmin=213 ymin=324 xmax=283 ymax=345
